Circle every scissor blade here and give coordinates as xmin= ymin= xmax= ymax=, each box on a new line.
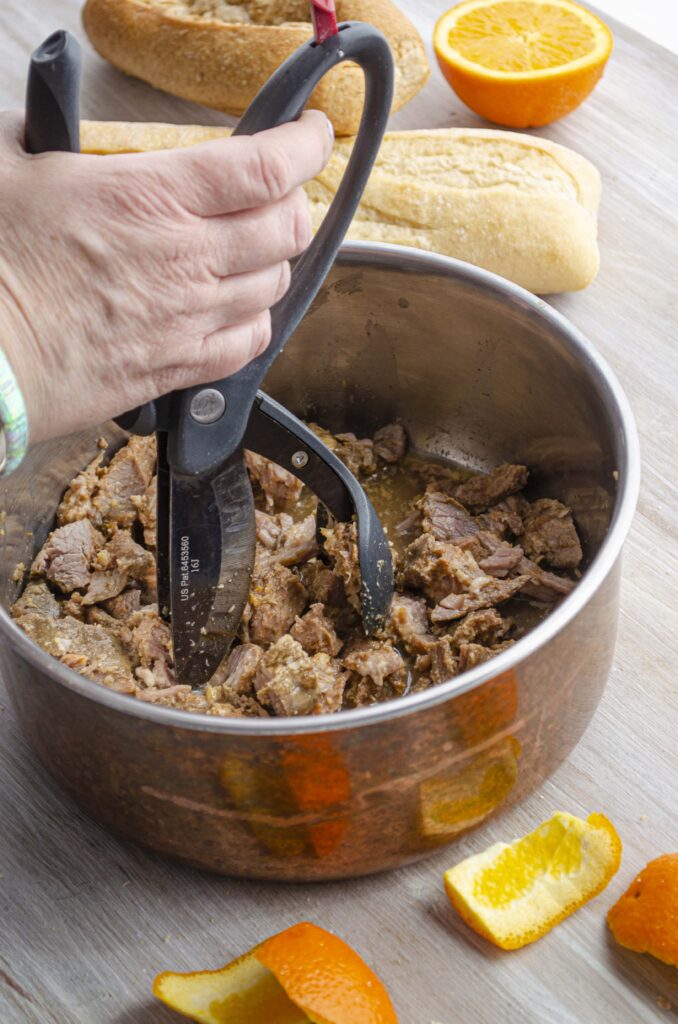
xmin=169 ymin=451 xmax=256 ymax=686
xmin=156 ymin=432 xmax=171 ymax=619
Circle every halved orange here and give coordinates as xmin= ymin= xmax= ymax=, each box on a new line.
xmin=434 ymin=0 xmax=613 ymax=127
xmin=444 ymin=811 xmax=622 ymax=949
xmin=153 ymin=921 xmax=398 ymax=1023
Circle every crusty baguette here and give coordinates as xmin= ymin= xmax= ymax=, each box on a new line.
xmin=81 ymin=0 xmax=429 ymax=136
xmin=80 ymin=120 xmax=601 ymax=294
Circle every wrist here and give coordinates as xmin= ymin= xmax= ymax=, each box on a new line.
xmin=0 ymin=347 xmax=28 ymax=475
xmin=0 ymin=280 xmax=44 ymax=444
xmin=0 ymin=287 xmax=34 ymax=468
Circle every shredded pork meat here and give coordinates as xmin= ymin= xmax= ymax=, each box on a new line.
xmin=12 ymin=420 xmax=583 ymax=717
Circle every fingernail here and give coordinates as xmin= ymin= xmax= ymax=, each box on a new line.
xmin=325 ymin=115 xmax=335 ymax=146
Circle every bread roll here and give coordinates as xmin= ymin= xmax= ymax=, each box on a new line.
xmin=81 ymin=0 xmax=430 ymax=136
xmin=80 ymin=120 xmax=601 ymax=294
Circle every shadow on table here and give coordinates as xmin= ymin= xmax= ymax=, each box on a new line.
xmin=80 ymin=55 xmax=236 ymax=128
xmin=602 ymin=929 xmax=678 ymax=1014
xmin=112 ymin=1003 xmax=178 ymax=1024
xmin=424 ymin=886 xmax=509 ymax=963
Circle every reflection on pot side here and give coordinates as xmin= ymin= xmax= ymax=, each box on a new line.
xmin=220 ymin=735 xmax=351 ymax=861
xmin=419 ymin=737 xmax=521 ymax=841
xmin=419 ymin=669 xmax=520 ymax=841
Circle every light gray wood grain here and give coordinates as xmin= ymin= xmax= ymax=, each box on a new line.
xmin=1 ymin=2 xmax=677 ymax=1022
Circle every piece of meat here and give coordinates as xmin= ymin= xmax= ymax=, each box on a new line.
xmin=418 ymin=490 xmax=527 ymax=574
xmin=478 ymin=542 xmax=525 ymax=578
xmin=517 ymin=557 xmax=577 ymax=602
xmin=521 ymin=499 xmax=583 ymax=569
xmin=81 ymin=569 xmax=128 ymax=605
xmin=255 ymin=511 xmax=318 ymax=568
xmin=430 ymin=574 xmax=529 ymax=623
xmin=102 ymin=587 xmax=141 ymax=620
xmin=275 ymin=514 xmax=319 ymax=566
xmin=100 ymin=530 xmax=157 ymax=596
xmin=56 ymin=452 xmax=104 ymax=526
xmin=451 ymin=609 xmax=512 ymax=648
xmin=82 ymin=606 xmax=136 ymax=659
xmin=134 ymin=656 xmax=175 ymax=689
xmin=246 ymin=564 xmax=308 ymax=647
xmin=84 ymin=605 xmax=121 ymax=629
xmin=419 ymin=489 xmax=482 ymax=544
xmin=457 ymin=640 xmax=515 ymax=672
xmin=253 ymin=635 xmax=347 ymax=715
xmin=342 ymin=639 xmax=408 ymax=707
xmin=479 ymin=495 xmax=528 ymax=537
xmin=342 ymin=639 xmax=405 ymax=689
xmin=301 ymin=559 xmax=356 ymax=631
xmin=209 ymin=643 xmax=263 ymax=696
xmin=401 ymin=534 xmax=487 ymax=604
xmin=255 ymin=509 xmax=289 ymax=549
xmin=17 ymin=612 xmax=136 ymax=694
xmin=131 ymin=475 xmax=157 ymax=549
xmin=322 ymin=521 xmax=362 ymax=613
xmin=334 ymin=433 xmax=376 ymax=476
xmin=373 ymin=423 xmax=407 ymax=464
xmin=177 ymin=690 xmax=216 ymax=712
xmin=291 ymin=603 xmax=342 ymax=656
xmin=304 ymin=561 xmax=347 ymax=607
xmin=387 ymin=594 xmax=429 ymax=646
xmin=31 ymin=519 xmax=105 ymax=594
xmin=11 ymin=581 xmax=61 ymax=620
xmin=131 ymin=611 xmax=173 ymax=668
xmin=62 ymin=594 xmax=85 ymax=620
xmin=128 ymin=611 xmax=175 ymax=689
xmin=93 ymin=435 xmax=157 ymax=529
xmin=136 ymin=684 xmax=192 ymax=704
xmin=427 ymin=637 xmax=458 ymax=685
xmin=205 ymin=696 xmax=270 ymax=718
xmin=454 ymin=463 xmax=529 ymax=512
xmin=309 ymin=423 xmax=376 ymax=477
xmin=408 ymin=456 xmax=469 ymax=494
xmin=244 ymin=450 xmax=303 ymax=510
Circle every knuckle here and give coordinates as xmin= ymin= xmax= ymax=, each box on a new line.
xmin=254 ymin=143 xmax=292 ymax=203
xmin=250 ymin=311 xmax=272 ymax=358
xmin=274 ymin=261 xmax=291 ymax=303
xmin=289 ymin=189 xmax=312 ymax=254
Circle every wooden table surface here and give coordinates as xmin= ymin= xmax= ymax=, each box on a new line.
xmin=1 ymin=2 xmax=677 ymax=1022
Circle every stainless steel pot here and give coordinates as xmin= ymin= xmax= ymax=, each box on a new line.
xmin=0 ymin=243 xmax=639 ymax=880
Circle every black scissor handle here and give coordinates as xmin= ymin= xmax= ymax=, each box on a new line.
xmin=26 ymin=31 xmax=81 ymax=155
xmin=167 ymin=22 xmax=393 ymax=476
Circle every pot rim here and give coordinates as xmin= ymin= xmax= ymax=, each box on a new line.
xmin=0 ymin=242 xmax=640 ymax=736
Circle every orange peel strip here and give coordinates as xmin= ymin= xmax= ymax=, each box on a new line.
xmin=608 ymin=853 xmax=678 ymax=967
xmin=444 ymin=811 xmax=622 ymax=949
xmin=153 ymin=921 xmax=398 ymax=1024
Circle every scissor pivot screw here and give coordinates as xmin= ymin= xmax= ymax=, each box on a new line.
xmin=190 ymin=389 xmax=225 ymax=424
xmin=291 ymin=450 xmax=309 ymax=468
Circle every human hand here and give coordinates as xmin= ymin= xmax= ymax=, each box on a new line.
xmin=0 ymin=109 xmax=333 ymax=444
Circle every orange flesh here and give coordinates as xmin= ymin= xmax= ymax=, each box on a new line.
xmin=449 ymin=2 xmax=597 ymax=72
xmin=154 ymin=954 xmax=310 ymax=1023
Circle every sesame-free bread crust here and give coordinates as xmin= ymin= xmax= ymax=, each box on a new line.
xmin=80 ymin=120 xmax=600 ymax=293
xmin=81 ymin=0 xmax=430 ymax=135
